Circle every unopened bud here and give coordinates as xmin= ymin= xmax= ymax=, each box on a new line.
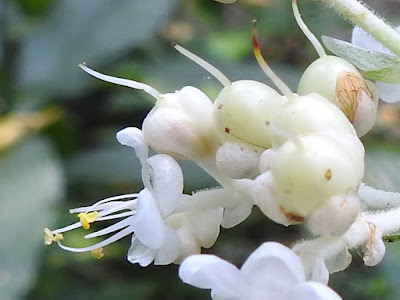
xmin=298 ymin=56 xmax=378 ymax=137
xmin=142 ymin=86 xmax=218 ymax=160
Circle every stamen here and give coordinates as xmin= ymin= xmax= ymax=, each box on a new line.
xmin=44 ymin=228 xmax=64 ymax=245
xmin=51 ymin=222 xmax=83 ymax=235
xmin=292 ymin=0 xmax=326 ymax=58
xmin=84 ymin=216 xmax=134 ymax=239
xmin=57 ymin=227 xmax=135 ymax=253
xmin=252 ymin=20 xmax=294 ymax=100
xmin=173 ymin=43 xmax=232 ymax=87
xmin=97 ymin=200 xmax=137 ymax=218
xmin=92 ymin=248 xmax=104 ymax=259
xmin=96 ymin=211 xmax=135 ymax=222
xmin=79 ymin=63 xmax=162 ymax=99
xmin=78 ymin=211 xmax=99 ymax=230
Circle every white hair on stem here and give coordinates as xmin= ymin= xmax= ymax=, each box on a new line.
xmin=173 ymin=43 xmax=232 ymax=88
xmin=292 ymin=0 xmax=326 ymax=58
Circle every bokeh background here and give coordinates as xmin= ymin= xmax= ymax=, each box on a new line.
xmin=1 ymin=0 xmax=400 ymax=299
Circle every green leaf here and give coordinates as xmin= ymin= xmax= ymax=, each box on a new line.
xmin=322 ymin=35 xmax=400 ymax=84
xmin=0 ymin=136 xmax=65 ymax=300
xmin=15 ymin=0 xmax=178 ymax=98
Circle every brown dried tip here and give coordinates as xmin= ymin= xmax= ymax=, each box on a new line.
xmin=252 ymin=20 xmax=260 ymax=54
xmin=171 ymin=42 xmax=177 ymax=47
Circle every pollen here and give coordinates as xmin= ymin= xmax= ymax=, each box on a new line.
xmin=78 ymin=211 xmax=99 ymax=230
xmin=91 ymin=248 xmax=104 ymax=259
xmin=44 ymin=228 xmax=64 ymax=245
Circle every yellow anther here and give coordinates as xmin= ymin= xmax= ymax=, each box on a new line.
xmin=44 ymin=228 xmax=64 ymax=245
xmin=44 ymin=228 xmax=54 ymax=245
xmin=91 ymin=248 xmax=104 ymax=259
xmin=78 ymin=211 xmax=98 ymax=230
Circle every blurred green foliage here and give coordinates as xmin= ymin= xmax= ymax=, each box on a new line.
xmin=1 ymin=0 xmax=400 ymax=299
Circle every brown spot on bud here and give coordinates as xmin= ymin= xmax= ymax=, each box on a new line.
xmin=325 ymin=169 xmax=332 ymax=181
xmin=280 ymin=206 xmax=304 ymax=224
xmin=218 ymin=104 xmax=223 ymax=109
xmin=265 ymin=120 xmax=270 ymax=125
xmin=225 ymin=127 xmax=230 ymax=134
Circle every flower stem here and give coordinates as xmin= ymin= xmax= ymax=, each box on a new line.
xmin=319 ymin=0 xmax=400 ymax=57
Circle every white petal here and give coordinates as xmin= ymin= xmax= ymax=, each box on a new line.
xmin=288 ymin=282 xmax=342 ymax=300
xmin=127 ymin=236 xmax=157 ymax=267
xmin=351 ymin=26 xmax=393 ymax=54
xmin=222 ymin=200 xmax=253 ymax=229
xmin=147 ymin=154 xmax=183 ymax=217
xmin=116 ymin=127 xmax=152 ymax=189
xmin=241 ymin=242 xmax=305 ymax=290
xmin=188 ymin=208 xmax=223 ymax=248
xmin=311 ymin=258 xmax=329 ymax=285
xmin=132 ymin=189 xmax=165 ymax=249
xmin=375 ymin=82 xmax=400 ymax=103
xmin=154 ymin=226 xmax=182 ymax=265
xmin=179 ymin=254 xmax=245 ymax=297
xmin=293 ymin=238 xmax=352 ymax=282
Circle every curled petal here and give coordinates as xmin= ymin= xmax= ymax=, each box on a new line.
xmin=132 ymin=189 xmax=165 ymax=249
xmin=116 ymin=127 xmax=151 ymax=189
xmin=288 ymin=282 xmax=342 ymax=300
xmin=363 ymin=223 xmax=385 ymax=266
xmin=128 ymin=236 xmax=157 ymax=267
xmin=179 ymin=254 xmax=244 ymax=296
xmin=241 ymin=242 xmax=305 ymax=289
xmin=147 ymin=154 xmax=183 ymax=217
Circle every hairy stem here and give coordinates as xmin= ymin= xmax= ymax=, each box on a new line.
xmin=319 ymin=0 xmax=400 ymax=57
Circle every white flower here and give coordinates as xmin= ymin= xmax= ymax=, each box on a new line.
xmin=179 ymin=242 xmax=342 ymax=300
xmin=45 ymin=127 xmax=224 ymax=266
xmin=351 ymin=26 xmax=400 ymax=103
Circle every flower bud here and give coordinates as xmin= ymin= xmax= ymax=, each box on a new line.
xmin=269 ymin=133 xmax=363 ymax=218
xmin=142 ymin=86 xmax=219 ymax=160
xmin=297 ymin=56 xmax=378 ymax=137
xmin=271 ymin=92 xmax=356 ymax=147
xmin=214 ymin=80 xmax=287 ymax=148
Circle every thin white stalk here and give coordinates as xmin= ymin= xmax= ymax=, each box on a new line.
xmin=292 ymin=0 xmax=326 ymax=58
xmin=79 ymin=63 xmax=162 ymax=99
xmin=173 ymin=43 xmax=232 ymax=87
xmin=319 ymin=0 xmax=400 ymax=57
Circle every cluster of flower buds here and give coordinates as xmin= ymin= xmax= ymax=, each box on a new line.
xmin=44 ymin=0 xmax=400 ymax=299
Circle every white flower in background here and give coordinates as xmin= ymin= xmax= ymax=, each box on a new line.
xmin=45 ymin=127 xmax=224 ymax=266
xmin=351 ymin=25 xmax=400 ymax=103
xmin=214 ymin=0 xmax=237 ymax=3
xmin=179 ymin=242 xmax=342 ymax=300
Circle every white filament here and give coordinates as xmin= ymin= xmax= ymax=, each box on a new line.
xmin=79 ymin=63 xmax=162 ymax=99
xmin=292 ymin=0 xmax=326 ymax=58
xmin=173 ymin=43 xmax=231 ymax=87
xmin=57 ymin=227 xmax=135 ymax=253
